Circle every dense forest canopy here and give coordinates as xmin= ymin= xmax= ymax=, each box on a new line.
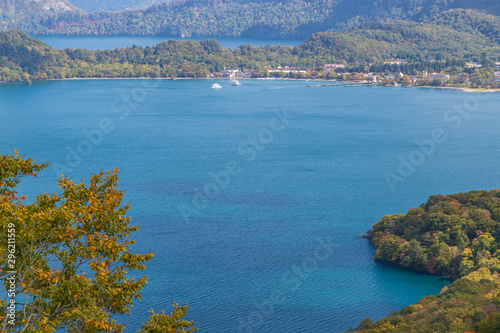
xmin=0 ymin=0 xmax=79 ymax=32
xmin=294 ymin=20 xmax=500 ymax=63
xmin=0 ymin=28 xmax=498 ymax=83
xmin=367 ymin=190 xmax=500 ymax=278
xmin=350 ymin=190 xmax=500 ymax=332
xmin=426 ymin=9 xmax=500 ymax=44
xmin=1 ymin=0 xmax=500 ymax=39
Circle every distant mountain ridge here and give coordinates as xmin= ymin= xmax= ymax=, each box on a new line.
xmin=293 ymin=20 xmax=500 ymax=63
xmin=0 ymin=0 xmax=78 ymax=15
xmin=1 ymin=0 xmax=500 ymax=52
xmin=427 ymin=9 xmax=500 ymax=44
xmin=0 ymin=0 xmax=81 ymax=31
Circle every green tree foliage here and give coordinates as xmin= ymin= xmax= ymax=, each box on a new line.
xmin=356 ymin=317 xmax=374 ymax=330
xmin=3 ymin=0 xmax=339 ymax=38
xmin=293 ymin=21 xmax=500 ymax=63
xmin=427 ymin=9 xmax=500 ymax=45
xmin=350 ymin=268 xmax=500 ymax=332
xmin=351 ymin=189 xmax=500 ymax=332
xmin=0 ymin=151 xmax=197 ymax=332
xmin=0 ymin=0 xmax=80 ymax=32
xmin=475 ymin=312 xmax=500 ymax=333
xmin=3 ymin=0 xmax=500 ymax=40
xmin=138 ymin=303 xmax=198 ymax=333
xmin=367 ymin=190 xmax=500 ymax=277
xmin=0 ymin=29 xmax=498 ymax=84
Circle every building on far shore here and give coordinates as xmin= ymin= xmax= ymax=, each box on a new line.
xmin=467 ymin=62 xmax=482 ymax=68
xmin=383 ymin=61 xmax=406 ymax=65
xmin=494 ymin=72 xmax=500 ymax=82
xmin=429 ymin=73 xmax=450 ymax=79
xmin=221 ymin=69 xmax=240 ymax=78
xmin=269 ymin=69 xmax=307 ymax=74
xmin=324 ymin=64 xmax=345 ymax=70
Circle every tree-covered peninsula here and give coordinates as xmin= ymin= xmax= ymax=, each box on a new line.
xmin=368 ymin=190 xmax=500 ymax=278
xmin=349 ymin=190 xmax=500 ymax=332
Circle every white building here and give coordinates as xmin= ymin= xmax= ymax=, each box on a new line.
xmin=384 ymin=61 xmax=406 ymax=65
xmin=221 ymin=69 xmax=241 ymax=78
xmin=467 ymin=62 xmax=482 ymax=68
xmin=494 ymin=72 xmax=500 ymax=82
xmin=429 ymin=73 xmax=450 ymax=79
xmin=324 ymin=64 xmax=345 ymax=70
xmin=269 ymin=69 xmax=307 ymax=74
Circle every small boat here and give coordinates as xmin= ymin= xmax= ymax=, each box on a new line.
xmin=230 ymin=79 xmax=242 ymax=86
xmin=211 ymin=83 xmax=222 ymax=89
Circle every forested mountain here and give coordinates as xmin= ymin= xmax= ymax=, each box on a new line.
xmin=1 ymin=2 xmax=500 ymax=82
xmin=426 ymin=9 xmax=500 ymax=44
xmin=68 ymin=0 xmax=169 ymax=12
xmin=294 ymin=21 xmax=500 ymax=63
xmin=25 ymin=0 xmax=341 ymax=38
xmin=0 ymin=0 xmax=80 ymax=31
xmin=1 ymin=0 xmax=500 ymax=40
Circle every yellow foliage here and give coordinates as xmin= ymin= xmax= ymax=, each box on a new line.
xmin=463 ymin=267 xmax=494 ymax=282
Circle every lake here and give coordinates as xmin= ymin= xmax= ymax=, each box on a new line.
xmin=2 ymin=79 xmax=500 ymax=332
xmin=32 ymin=35 xmax=304 ymax=50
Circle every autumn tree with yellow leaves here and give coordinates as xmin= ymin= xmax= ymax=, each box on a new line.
xmin=0 ymin=152 xmax=197 ymax=332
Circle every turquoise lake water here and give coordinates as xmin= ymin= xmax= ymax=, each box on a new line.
xmin=1 ymin=79 xmax=500 ymax=332
xmin=32 ymin=35 xmax=303 ymax=50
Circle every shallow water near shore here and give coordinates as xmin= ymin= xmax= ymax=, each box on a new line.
xmin=1 ymin=79 xmax=499 ymax=332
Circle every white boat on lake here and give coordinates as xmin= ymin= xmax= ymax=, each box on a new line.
xmin=230 ymin=79 xmax=242 ymax=86
xmin=211 ymin=83 xmax=222 ymax=89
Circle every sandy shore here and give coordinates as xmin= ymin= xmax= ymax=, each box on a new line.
xmin=416 ymin=85 xmax=500 ymax=93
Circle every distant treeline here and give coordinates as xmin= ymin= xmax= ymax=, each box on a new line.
xmin=0 ymin=28 xmax=499 ymax=84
